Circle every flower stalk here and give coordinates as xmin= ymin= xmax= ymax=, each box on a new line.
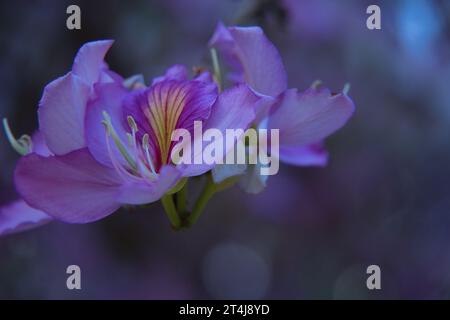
xmin=186 ymin=174 xmax=217 ymax=227
xmin=176 ymin=180 xmax=188 ymax=217
xmin=161 ymin=194 xmax=182 ymax=229
xmin=161 ymin=173 xmax=239 ymax=229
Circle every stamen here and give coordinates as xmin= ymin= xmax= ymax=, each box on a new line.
xmin=127 ymin=115 xmax=138 ymax=149
xmin=2 ymin=118 xmax=32 ymax=155
xmin=343 ymin=83 xmax=351 ymax=95
xmin=210 ymin=48 xmax=222 ymax=91
xmin=101 ymin=111 xmax=137 ymax=171
xmin=126 ymin=133 xmax=134 ymax=147
xmin=127 ymin=115 xmax=138 ymax=133
xmin=102 ymin=115 xmax=157 ymax=182
xmin=103 ymin=125 xmax=141 ymax=182
xmin=142 ymin=133 xmax=157 ymax=175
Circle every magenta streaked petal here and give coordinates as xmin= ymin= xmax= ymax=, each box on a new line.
xmin=85 ymin=82 xmax=131 ymax=168
xmin=14 ymin=149 xmax=123 ymax=223
xmin=0 ymin=200 xmax=52 ymax=236
xmin=209 ymin=23 xmax=288 ymax=97
xmin=72 ymin=40 xmax=114 ymax=86
xmin=279 ymin=143 xmax=328 ymax=167
xmin=38 ymin=73 xmax=90 ymax=155
xmin=118 ymin=165 xmax=181 ymax=204
xmin=267 ymin=88 xmax=355 ymax=147
xmin=124 ymin=79 xmax=217 ymax=168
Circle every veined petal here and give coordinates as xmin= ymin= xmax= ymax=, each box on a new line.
xmin=209 ymin=22 xmax=287 ymax=97
xmin=0 ymin=200 xmax=52 ymax=236
xmin=124 ymin=79 xmax=217 ymax=169
xmin=14 ymin=149 xmax=123 ymax=223
xmin=72 ymin=40 xmax=114 ymax=86
xmin=267 ymin=87 xmax=355 ymax=147
xmin=38 ymin=73 xmax=90 ymax=155
xmin=279 ymin=143 xmax=328 ymax=167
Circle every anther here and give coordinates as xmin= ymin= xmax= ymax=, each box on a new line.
xmin=127 ymin=115 xmax=138 ymax=133
xmin=2 ymin=118 xmax=32 ymax=155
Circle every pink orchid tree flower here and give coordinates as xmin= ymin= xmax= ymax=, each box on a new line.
xmin=2 ymin=40 xmax=259 ymax=234
xmin=1 ymin=23 xmax=355 ymax=235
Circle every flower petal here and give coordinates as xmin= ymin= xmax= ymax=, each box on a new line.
xmin=152 ymin=64 xmax=189 ymax=84
xmin=72 ymin=40 xmax=114 ymax=86
xmin=267 ymin=87 xmax=355 ymax=147
xmin=279 ymin=143 xmax=328 ymax=167
xmin=118 ymin=165 xmax=181 ymax=204
xmin=15 ymin=149 xmax=123 ymax=223
xmin=38 ymin=41 xmax=116 ymax=156
xmin=209 ymin=23 xmax=287 ymax=97
xmin=212 ymin=164 xmax=247 ymax=183
xmin=31 ymin=131 xmax=51 ymax=157
xmin=124 ymin=79 xmax=217 ymax=169
xmin=0 ymin=200 xmax=52 ymax=236
xmin=205 ymin=84 xmax=258 ymax=132
xmin=181 ymin=84 xmax=258 ymax=177
xmin=85 ymin=82 xmax=131 ymax=168
xmin=38 ymin=73 xmax=90 ymax=155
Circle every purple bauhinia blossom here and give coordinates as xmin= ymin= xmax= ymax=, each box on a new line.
xmin=1 ymin=40 xmax=259 ymax=234
xmin=209 ymin=23 xmax=355 ymax=193
xmin=1 ymin=23 xmax=355 ymax=234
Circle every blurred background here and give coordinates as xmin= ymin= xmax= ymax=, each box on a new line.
xmin=1 ymin=0 xmax=450 ymax=299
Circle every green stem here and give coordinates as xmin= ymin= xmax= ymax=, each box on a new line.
xmin=176 ymin=180 xmax=188 ymax=216
xmin=186 ymin=175 xmax=216 ymax=227
xmin=161 ymin=194 xmax=181 ymax=229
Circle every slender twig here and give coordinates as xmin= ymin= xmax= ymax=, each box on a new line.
xmin=186 ymin=175 xmax=216 ymax=227
xmin=161 ymin=194 xmax=182 ymax=229
xmin=176 ymin=179 xmax=188 ymax=217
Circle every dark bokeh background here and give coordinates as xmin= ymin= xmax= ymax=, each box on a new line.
xmin=1 ymin=0 xmax=450 ymax=299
